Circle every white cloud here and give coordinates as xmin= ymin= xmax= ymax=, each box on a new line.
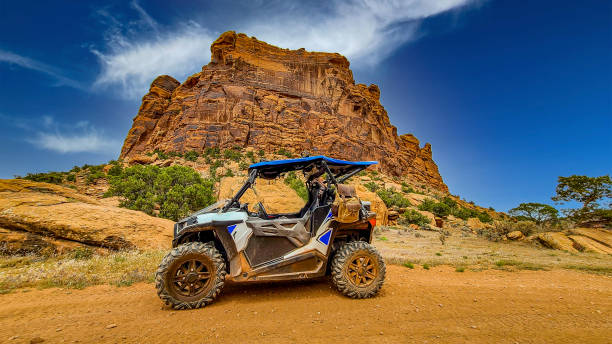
xmin=25 ymin=117 xmax=120 ymax=154
xmin=91 ymin=1 xmax=215 ymax=99
xmin=91 ymin=0 xmax=476 ymax=99
xmin=0 ymin=50 xmax=83 ymax=89
xmin=242 ymin=0 xmax=475 ymax=65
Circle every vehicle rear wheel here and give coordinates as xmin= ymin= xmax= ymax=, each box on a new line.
xmin=330 ymin=241 xmax=385 ymax=298
xmin=155 ymin=242 xmax=226 ymax=309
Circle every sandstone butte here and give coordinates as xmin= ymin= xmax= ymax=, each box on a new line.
xmin=119 ymin=31 xmax=448 ymax=193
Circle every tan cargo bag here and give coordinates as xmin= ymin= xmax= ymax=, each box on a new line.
xmin=332 ymin=184 xmax=362 ymax=223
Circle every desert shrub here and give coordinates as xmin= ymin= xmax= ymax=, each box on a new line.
xmin=22 ymin=171 xmax=65 ymax=184
xmin=276 ymin=148 xmax=293 ymax=158
xmin=70 ymin=166 xmax=81 ymax=173
xmin=258 ymin=149 xmax=265 ymax=157
xmin=478 ymin=220 xmax=533 ymax=241
xmin=66 ymin=173 xmax=76 ymax=182
xmin=401 ymin=184 xmax=415 ymax=194
xmin=431 ymin=202 xmax=451 ymax=217
xmin=364 ymin=181 xmax=379 ymax=192
xmin=284 ymin=171 xmax=308 ymax=201
xmin=204 ymin=147 xmax=220 ymax=158
xmin=107 ymin=163 xmax=122 ymax=176
xmin=70 ymin=247 xmax=94 ymax=260
xmin=399 ymin=209 xmax=430 ymax=226
xmin=245 ymin=151 xmax=256 ymax=163
xmin=223 ymin=148 xmax=242 ymax=162
xmin=477 ymin=211 xmax=493 ymax=223
xmin=86 ymin=165 xmax=105 ymax=185
xmin=418 ymin=199 xmax=436 ymax=212
xmin=184 ymin=150 xmax=199 ymax=162
xmin=440 ymin=196 xmax=457 ymax=209
xmin=224 ymin=169 xmax=234 ymax=177
xmin=153 ymin=149 xmax=168 ymax=160
xmin=239 ymin=161 xmax=250 ymax=170
xmin=107 ymin=165 xmax=216 ymax=221
xmin=377 ymin=188 xmax=411 ymax=208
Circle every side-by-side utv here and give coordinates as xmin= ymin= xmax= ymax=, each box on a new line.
xmin=155 ymin=156 xmax=386 ymax=309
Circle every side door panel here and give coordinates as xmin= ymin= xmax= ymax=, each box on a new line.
xmin=244 ymin=216 xmax=310 ymax=267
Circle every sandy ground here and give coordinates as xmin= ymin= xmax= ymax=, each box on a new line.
xmin=1 ymin=266 xmax=610 ymax=344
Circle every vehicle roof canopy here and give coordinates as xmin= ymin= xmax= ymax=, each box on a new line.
xmin=249 ymin=155 xmax=378 ymax=180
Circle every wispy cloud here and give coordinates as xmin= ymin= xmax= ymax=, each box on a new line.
xmin=1 ymin=114 xmax=120 ymax=154
xmin=91 ymin=1 xmax=214 ymax=99
xmin=0 ymin=50 xmax=83 ymax=89
xmin=29 ymin=128 xmax=120 ymax=154
xmin=242 ymin=0 xmax=476 ymax=65
xmin=91 ymin=0 xmax=476 ymax=99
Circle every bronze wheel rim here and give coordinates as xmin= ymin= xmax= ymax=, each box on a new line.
xmin=169 ymin=256 xmax=213 ymax=299
xmin=347 ymin=254 xmax=378 ymax=287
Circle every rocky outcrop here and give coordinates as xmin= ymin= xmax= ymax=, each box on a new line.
xmin=120 ymin=31 xmax=448 ymax=192
xmin=0 ymin=179 xmax=173 ymax=253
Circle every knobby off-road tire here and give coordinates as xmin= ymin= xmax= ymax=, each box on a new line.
xmin=155 ymin=242 xmax=227 ymax=310
xmin=331 ymin=241 xmax=386 ymax=298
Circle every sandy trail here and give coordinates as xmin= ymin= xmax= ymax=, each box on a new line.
xmin=1 ymin=266 xmax=610 ymax=344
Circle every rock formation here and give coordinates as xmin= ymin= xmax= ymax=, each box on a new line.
xmin=120 ymin=31 xmax=448 ymax=192
xmin=0 ymin=179 xmax=173 ymax=254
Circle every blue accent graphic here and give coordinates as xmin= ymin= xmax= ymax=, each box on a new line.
xmin=326 ymin=210 xmax=333 ymax=220
xmin=318 ymin=229 xmax=332 ymax=246
xmin=227 ymin=224 xmax=237 ymax=234
xmin=249 ymin=155 xmax=377 ymax=169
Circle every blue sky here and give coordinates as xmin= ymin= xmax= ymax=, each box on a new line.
xmin=0 ymin=0 xmax=610 ymax=212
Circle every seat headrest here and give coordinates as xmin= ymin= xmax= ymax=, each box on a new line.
xmin=337 ymin=184 xmax=357 ymax=198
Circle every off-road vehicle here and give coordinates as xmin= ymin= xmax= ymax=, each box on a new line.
xmin=155 ymin=155 xmax=386 ymax=309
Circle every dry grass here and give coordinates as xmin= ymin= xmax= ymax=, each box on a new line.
xmin=374 ymin=226 xmax=612 ymax=275
xmin=0 ymin=250 xmax=165 ymax=294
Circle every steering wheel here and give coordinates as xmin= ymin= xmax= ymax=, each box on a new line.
xmin=256 ymin=202 xmax=269 ymax=219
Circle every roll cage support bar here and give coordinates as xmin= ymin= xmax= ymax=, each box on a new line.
xmin=222 ymin=162 xmax=368 ymax=212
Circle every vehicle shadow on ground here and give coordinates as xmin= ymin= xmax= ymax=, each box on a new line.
xmin=210 ymin=278 xmax=343 ymax=306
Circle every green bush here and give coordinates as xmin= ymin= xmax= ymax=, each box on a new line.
xmin=107 ymin=165 xmax=216 ymax=221
xmin=223 ymin=148 xmax=242 ymax=162
xmin=477 ymin=211 xmax=493 ymax=223
xmin=284 ymin=171 xmax=308 ymax=201
xmin=451 ymin=207 xmax=479 ymax=220
xmin=245 ymin=151 xmax=256 ymax=163
xmin=440 ymin=196 xmax=457 ymax=209
xmin=153 ymin=149 xmax=168 ymax=160
xmin=86 ymin=165 xmax=106 ymax=185
xmin=431 ymin=202 xmax=451 ymax=217
xmin=184 ymin=150 xmax=199 ymax=162
xmin=276 ymin=148 xmax=293 ymax=158
xmin=258 ymin=149 xmax=265 ymax=157
xmin=418 ymin=199 xmax=436 ymax=212
xmin=376 ymin=188 xmax=411 ymax=208
xmin=364 ymin=181 xmax=379 ymax=192
xmin=239 ymin=161 xmax=250 ymax=170
xmin=204 ymin=147 xmax=220 ymax=158
xmin=401 ymin=185 xmax=415 ymax=193
xmin=22 ymin=172 xmax=65 ymax=184
xmin=66 ymin=173 xmax=76 ymax=182
xmin=399 ymin=209 xmax=430 ymax=226
xmin=107 ymin=164 xmax=122 ymax=176
xmin=70 ymin=166 xmax=81 ymax=173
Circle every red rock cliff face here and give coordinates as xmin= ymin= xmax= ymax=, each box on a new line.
xmin=119 ymin=31 xmax=448 ymax=192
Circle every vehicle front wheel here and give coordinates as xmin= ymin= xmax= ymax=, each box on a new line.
xmin=330 ymin=241 xmax=386 ymax=298
xmin=155 ymin=242 xmax=226 ymax=309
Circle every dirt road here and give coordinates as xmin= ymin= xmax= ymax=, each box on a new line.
xmin=1 ymin=266 xmax=610 ymax=344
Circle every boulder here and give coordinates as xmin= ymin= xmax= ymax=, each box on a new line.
xmin=567 ymin=235 xmax=612 ymax=254
xmin=466 ymin=217 xmax=485 ymax=230
xmin=417 ymin=210 xmax=436 ymax=226
xmin=507 ymin=231 xmax=525 ymax=240
xmin=387 ymin=211 xmax=400 ymax=221
xmin=0 ymin=179 xmax=173 ymax=251
xmin=569 ymin=228 xmax=612 ymax=248
xmin=536 ymin=232 xmax=579 ymax=253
